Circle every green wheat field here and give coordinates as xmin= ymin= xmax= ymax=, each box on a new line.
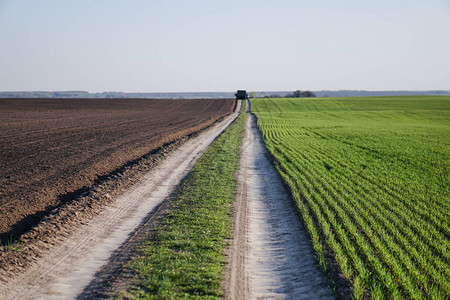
xmin=251 ymin=96 xmax=449 ymax=299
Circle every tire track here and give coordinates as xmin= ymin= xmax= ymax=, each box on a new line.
xmin=226 ymin=101 xmax=333 ymax=299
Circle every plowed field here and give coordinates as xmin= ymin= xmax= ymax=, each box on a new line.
xmin=0 ymin=98 xmax=235 ymax=242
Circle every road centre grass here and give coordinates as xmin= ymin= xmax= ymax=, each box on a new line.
xmin=251 ymin=96 xmax=450 ymax=299
xmin=127 ymin=102 xmax=246 ymax=299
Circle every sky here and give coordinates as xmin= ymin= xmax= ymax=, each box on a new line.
xmin=0 ymin=0 xmax=449 ymax=92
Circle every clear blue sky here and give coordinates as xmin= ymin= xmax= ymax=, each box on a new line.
xmin=1 ymin=0 xmax=449 ymax=92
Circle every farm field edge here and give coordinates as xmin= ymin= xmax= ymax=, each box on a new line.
xmin=122 ymin=101 xmax=246 ymax=298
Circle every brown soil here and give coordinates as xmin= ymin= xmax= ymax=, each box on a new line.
xmin=0 ymin=98 xmax=235 ymax=243
xmin=0 ymin=101 xmax=240 ymax=299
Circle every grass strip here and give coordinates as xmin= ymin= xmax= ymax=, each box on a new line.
xmin=127 ymin=102 xmax=246 ymax=299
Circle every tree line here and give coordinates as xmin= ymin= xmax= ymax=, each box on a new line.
xmin=253 ymin=90 xmax=316 ymax=98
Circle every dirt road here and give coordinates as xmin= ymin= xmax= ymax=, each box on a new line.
xmin=0 ymin=101 xmax=240 ymax=300
xmin=225 ymin=101 xmax=333 ymax=299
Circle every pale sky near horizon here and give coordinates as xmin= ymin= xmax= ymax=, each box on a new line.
xmin=0 ymin=0 xmax=449 ymax=92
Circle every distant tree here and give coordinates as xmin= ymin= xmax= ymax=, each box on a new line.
xmin=302 ymin=90 xmax=316 ymax=97
xmin=287 ymin=90 xmax=316 ymax=98
xmin=250 ymin=91 xmax=257 ymax=98
xmin=293 ymin=90 xmax=303 ymax=97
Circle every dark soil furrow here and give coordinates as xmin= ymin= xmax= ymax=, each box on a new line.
xmin=0 ymin=98 xmax=235 ymax=243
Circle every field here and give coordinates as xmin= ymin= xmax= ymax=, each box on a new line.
xmin=0 ymin=98 xmax=235 ymax=243
xmin=251 ymin=96 xmax=450 ymax=299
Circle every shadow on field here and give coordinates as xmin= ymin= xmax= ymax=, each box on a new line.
xmin=0 ymin=185 xmax=90 ymax=245
xmin=0 ymin=138 xmax=180 ymax=245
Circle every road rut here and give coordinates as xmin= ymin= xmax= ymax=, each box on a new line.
xmin=226 ymin=102 xmax=333 ymax=299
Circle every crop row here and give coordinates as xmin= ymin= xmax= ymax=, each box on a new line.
xmin=251 ymin=96 xmax=450 ymax=299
